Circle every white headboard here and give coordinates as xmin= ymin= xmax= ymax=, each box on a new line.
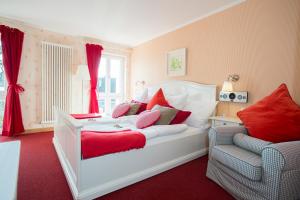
xmin=147 ymin=81 xmax=216 ymax=104
xmin=147 ymin=81 xmax=217 ymax=128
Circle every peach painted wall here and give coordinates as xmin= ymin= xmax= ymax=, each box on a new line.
xmin=0 ymin=17 xmax=132 ymax=130
xmin=131 ymin=0 xmax=300 ymax=117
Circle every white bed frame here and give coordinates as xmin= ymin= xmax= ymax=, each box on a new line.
xmin=53 ymin=81 xmax=216 ymax=200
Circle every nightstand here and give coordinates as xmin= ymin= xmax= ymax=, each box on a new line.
xmin=209 ymin=116 xmax=243 ymax=127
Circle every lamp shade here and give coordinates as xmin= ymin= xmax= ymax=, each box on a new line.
xmin=222 ymin=80 xmax=233 ymax=92
xmin=77 ymin=65 xmax=90 ymax=80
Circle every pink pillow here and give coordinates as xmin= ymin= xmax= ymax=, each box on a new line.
xmin=112 ymin=103 xmax=130 ymax=118
xmin=136 ymin=110 xmax=161 ymax=129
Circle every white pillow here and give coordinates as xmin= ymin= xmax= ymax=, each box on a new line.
xmin=146 ymin=86 xmax=188 ymax=109
xmin=133 ymin=88 xmax=148 ymax=103
xmin=140 ymin=124 xmax=188 ymax=139
xmin=146 ymin=87 xmax=159 ymax=102
xmin=184 ymin=100 xmax=217 ymax=128
xmin=166 ymin=93 xmax=188 ymax=109
xmin=147 ymin=86 xmax=187 ymax=102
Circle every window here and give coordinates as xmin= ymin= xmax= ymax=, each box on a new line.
xmin=0 ymin=42 xmax=6 ymax=128
xmin=97 ymin=54 xmax=126 ymax=114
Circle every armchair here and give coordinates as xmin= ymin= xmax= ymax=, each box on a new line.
xmin=206 ymin=126 xmax=300 ymax=200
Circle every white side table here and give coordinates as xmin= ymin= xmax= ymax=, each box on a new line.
xmin=209 ymin=116 xmax=243 ymax=127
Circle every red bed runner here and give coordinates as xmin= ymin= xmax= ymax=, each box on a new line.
xmin=81 ymin=130 xmax=146 ymax=159
xmin=71 ymin=113 xmax=102 ymax=119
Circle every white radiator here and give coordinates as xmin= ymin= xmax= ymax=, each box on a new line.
xmin=41 ymin=42 xmax=72 ymax=123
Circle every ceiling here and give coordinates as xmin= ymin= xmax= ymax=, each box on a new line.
xmin=0 ymin=0 xmax=244 ymax=47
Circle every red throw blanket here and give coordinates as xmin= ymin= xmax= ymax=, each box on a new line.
xmin=71 ymin=113 xmax=101 ymax=119
xmin=81 ymin=130 xmax=146 ymax=159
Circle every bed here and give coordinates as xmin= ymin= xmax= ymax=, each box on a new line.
xmin=53 ymin=81 xmax=216 ymax=200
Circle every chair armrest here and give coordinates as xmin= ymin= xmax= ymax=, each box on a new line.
xmin=208 ymin=126 xmax=247 ymax=158
xmin=262 ymin=140 xmax=300 ymax=171
xmin=209 ymin=126 xmax=247 ymax=146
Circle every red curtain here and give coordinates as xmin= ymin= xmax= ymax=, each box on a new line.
xmin=85 ymin=43 xmax=103 ymax=113
xmin=0 ymin=25 xmax=25 ymax=136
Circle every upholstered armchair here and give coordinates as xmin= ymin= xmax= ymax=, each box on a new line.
xmin=206 ymin=126 xmax=300 ymax=200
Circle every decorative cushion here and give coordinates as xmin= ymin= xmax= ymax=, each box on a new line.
xmin=151 ymin=105 xmax=178 ymax=125
xmin=170 ymin=110 xmax=192 ymax=124
xmin=211 ymin=145 xmax=262 ymax=181
xmin=126 ymin=103 xmax=141 ymax=116
xmin=136 ymin=110 xmax=161 ymax=129
xmin=233 ymin=133 xmax=272 ymax=155
xmin=131 ymin=100 xmax=147 ymax=114
xmin=146 ymin=88 xmax=171 ymax=110
xmin=112 ymin=103 xmax=130 ymax=118
xmin=237 ymin=84 xmax=300 ymax=143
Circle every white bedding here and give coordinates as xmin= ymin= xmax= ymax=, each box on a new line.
xmin=77 ymin=111 xmax=212 ymax=141
xmin=77 ymin=114 xmax=136 ymax=124
xmin=82 ymin=117 xmax=189 ymax=140
xmin=147 ymin=125 xmax=208 ymax=146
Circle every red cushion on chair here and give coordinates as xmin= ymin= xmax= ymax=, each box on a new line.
xmin=237 ymin=84 xmax=300 ymax=143
xmin=146 ymin=88 xmax=171 ymax=110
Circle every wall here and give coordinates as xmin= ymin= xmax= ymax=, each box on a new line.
xmin=0 ymin=17 xmax=132 ymax=131
xmin=131 ymin=0 xmax=300 ymax=117
xmin=1 ymin=0 xmax=299 ymax=130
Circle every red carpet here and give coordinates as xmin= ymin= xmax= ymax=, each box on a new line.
xmin=0 ymin=132 xmax=234 ymax=200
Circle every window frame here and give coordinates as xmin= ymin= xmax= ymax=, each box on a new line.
xmin=97 ymin=53 xmax=127 ymax=114
xmin=0 ymin=41 xmax=7 ymax=130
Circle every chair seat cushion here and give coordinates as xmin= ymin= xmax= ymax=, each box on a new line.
xmin=211 ymin=145 xmax=262 ymax=181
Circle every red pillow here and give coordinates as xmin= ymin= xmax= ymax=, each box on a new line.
xmin=146 ymin=88 xmax=171 ymax=110
xmin=131 ymin=100 xmax=147 ymax=114
xmin=237 ymin=84 xmax=300 ymax=143
xmin=170 ymin=110 xmax=192 ymax=124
